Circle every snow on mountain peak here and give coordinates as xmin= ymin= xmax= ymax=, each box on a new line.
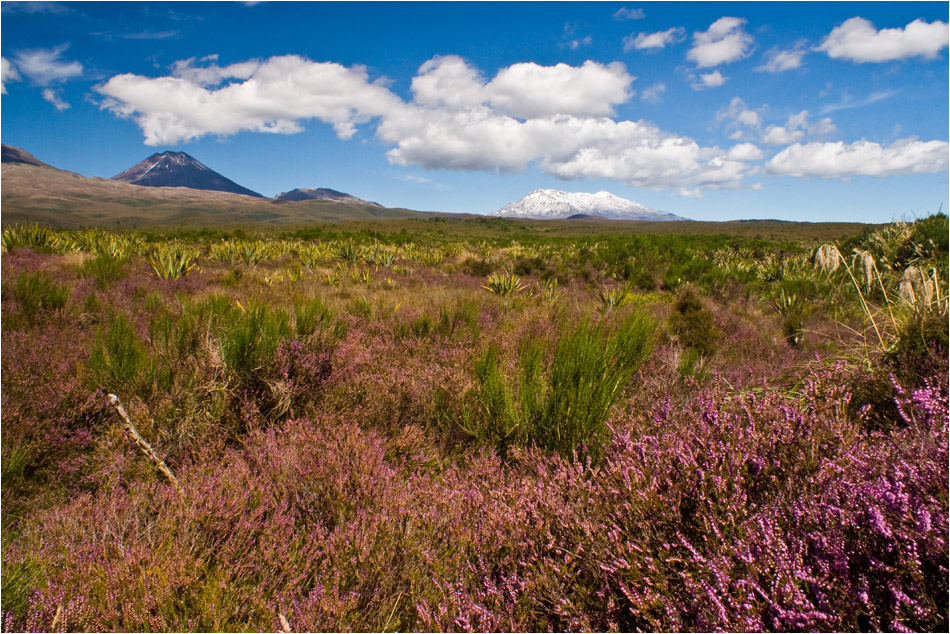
xmin=493 ymin=189 xmax=683 ymax=221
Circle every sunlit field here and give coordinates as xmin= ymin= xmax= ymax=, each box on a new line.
xmin=2 ymin=215 xmax=947 ymax=632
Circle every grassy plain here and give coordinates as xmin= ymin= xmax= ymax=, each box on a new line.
xmin=1 ymin=213 xmax=947 ymax=631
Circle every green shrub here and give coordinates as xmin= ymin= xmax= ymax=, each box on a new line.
xmin=87 ymin=313 xmax=152 ymax=394
xmin=79 ymin=253 xmax=128 ymax=289
xmin=460 ymin=257 xmax=494 ymax=277
xmin=11 ymin=271 xmax=69 ymax=324
xmin=668 ymin=288 xmax=721 ymax=356
xmin=295 ymin=296 xmax=344 ymax=341
xmin=468 ymin=311 xmax=656 ymax=460
xmin=220 ymin=302 xmax=292 ymax=378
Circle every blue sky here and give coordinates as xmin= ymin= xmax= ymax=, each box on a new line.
xmin=1 ymin=1 xmax=947 ymax=222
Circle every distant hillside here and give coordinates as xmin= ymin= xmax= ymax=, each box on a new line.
xmin=274 ymin=188 xmax=381 ymax=207
xmin=0 ymin=146 xmax=424 ymax=228
xmin=113 ymin=151 xmax=265 ymax=198
xmin=2 ymin=144 xmax=57 ymax=169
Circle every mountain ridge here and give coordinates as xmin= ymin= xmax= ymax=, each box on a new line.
xmin=274 ymin=187 xmax=381 ymax=207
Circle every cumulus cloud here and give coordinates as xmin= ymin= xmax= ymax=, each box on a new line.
xmin=818 ymin=17 xmax=949 ymax=63
xmin=95 ymin=53 xmax=769 ymax=194
xmin=640 ymin=81 xmax=666 ymax=104
xmin=688 ymin=17 xmax=754 ymax=67
xmin=762 ymin=110 xmax=837 ymax=146
xmin=613 ymin=7 xmax=645 ymax=21
xmin=623 ymin=27 xmax=686 ymax=51
xmin=41 ymin=87 xmax=70 ymax=110
xmin=756 ymin=42 xmax=808 ymax=72
xmin=693 ymin=70 xmax=727 ymax=89
xmin=1 ymin=57 xmax=21 ymax=94
xmin=726 ymin=142 xmax=765 ymax=161
xmin=716 ymin=97 xmax=762 ymax=134
xmin=766 ymin=137 xmax=949 ymax=178
xmin=486 ymin=60 xmax=633 ymax=118
xmin=98 ymin=55 xmax=402 ymax=144
xmin=13 ymin=44 xmax=82 ymax=85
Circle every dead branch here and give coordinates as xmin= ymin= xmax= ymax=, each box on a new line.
xmin=107 ymin=393 xmax=182 ymax=494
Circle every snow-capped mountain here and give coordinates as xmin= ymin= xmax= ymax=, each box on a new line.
xmin=112 ymin=151 xmax=264 ymax=198
xmin=493 ymin=189 xmax=683 ymax=221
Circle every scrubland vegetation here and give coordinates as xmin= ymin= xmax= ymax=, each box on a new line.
xmin=1 ymin=214 xmax=947 ymax=632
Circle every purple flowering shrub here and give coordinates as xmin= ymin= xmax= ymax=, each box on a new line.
xmin=4 ymin=358 xmax=945 ymax=632
xmin=2 ymin=227 xmax=947 ymax=633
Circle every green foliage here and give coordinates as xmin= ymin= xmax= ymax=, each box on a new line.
xmin=295 ymin=296 xmax=345 ymax=341
xmin=460 ymin=257 xmax=494 ymax=277
xmin=87 ymin=313 xmax=152 ymax=394
xmin=79 ymin=252 xmax=128 ymax=288
xmin=668 ymin=288 xmax=721 ymax=356
xmin=1 ymin=224 xmax=54 ymax=253
xmin=467 ymin=311 xmax=656 ymax=460
xmin=145 ymin=246 xmax=199 ymax=280
xmin=482 ymin=272 xmax=525 ymax=295
xmin=599 ymin=287 xmax=630 ymax=311
xmin=1 ymin=552 xmax=38 ymax=625
xmin=11 ymin=270 xmax=69 ymax=324
xmin=220 ymin=302 xmax=292 ymax=378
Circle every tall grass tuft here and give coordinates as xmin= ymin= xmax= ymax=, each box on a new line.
xmin=10 ymin=271 xmax=69 ymax=325
xmin=87 ymin=313 xmax=153 ymax=394
xmin=220 ymin=301 xmax=292 ymax=378
xmin=469 ymin=311 xmax=656 ymax=459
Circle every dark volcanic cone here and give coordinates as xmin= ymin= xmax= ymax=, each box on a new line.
xmin=112 ymin=151 xmax=264 ymax=198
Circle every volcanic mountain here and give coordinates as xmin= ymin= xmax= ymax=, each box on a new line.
xmin=112 ymin=151 xmax=264 ymax=198
xmin=494 ymin=189 xmax=683 ymax=221
xmin=273 ymin=187 xmax=381 ymax=207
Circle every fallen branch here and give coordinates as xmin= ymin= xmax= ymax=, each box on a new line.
xmin=107 ymin=393 xmax=182 ymax=494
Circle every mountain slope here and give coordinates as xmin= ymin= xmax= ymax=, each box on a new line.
xmin=1 ymin=148 xmax=424 ymax=228
xmin=112 ymin=151 xmax=265 ymax=198
xmin=274 ymin=187 xmax=381 ymax=207
xmin=2 ymin=144 xmax=57 ymax=169
xmin=494 ymin=189 xmax=683 ymax=221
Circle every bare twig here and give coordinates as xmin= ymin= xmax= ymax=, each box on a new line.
xmin=107 ymin=393 xmax=182 ymax=494
xmin=278 ymin=613 xmax=292 ymax=633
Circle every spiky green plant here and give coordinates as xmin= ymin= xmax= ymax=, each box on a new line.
xmin=482 ymin=272 xmax=525 ymax=296
xmin=599 ymin=287 xmax=629 ymax=310
xmin=145 ymin=246 xmax=199 ymax=280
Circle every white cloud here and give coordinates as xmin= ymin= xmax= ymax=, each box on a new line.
xmin=613 ymin=7 xmax=645 ymax=21
xmin=561 ymin=22 xmax=593 ymax=50
xmin=688 ymin=17 xmax=754 ymax=67
xmin=818 ymin=89 xmax=899 ymax=115
xmin=624 ymin=27 xmax=685 ymax=51
xmin=818 ymin=17 xmax=949 ymax=63
xmin=726 ymin=142 xmax=765 ymax=161
xmin=693 ymin=70 xmax=727 ymax=89
xmin=410 ymin=55 xmax=634 ymax=119
xmin=98 ymin=55 xmax=402 ymax=144
xmin=41 ymin=87 xmax=69 ymax=110
xmin=96 ymin=53 xmax=765 ymax=194
xmin=640 ymin=81 xmax=666 ymax=104
xmin=486 ymin=60 xmax=633 ymax=118
xmin=717 ymin=97 xmax=762 ymax=130
xmin=1 ymin=57 xmax=21 ymax=94
xmin=13 ymin=44 xmax=82 ymax=85
xmin=766 ymin=137 xmax=949 ymax=178
xmin=756 ymin=43 xmax=808 ymax=72
xmin=761 ymin=125 xmax=804 ymax=146
xmin=761 ymin=110 xmax=837 ymax=146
